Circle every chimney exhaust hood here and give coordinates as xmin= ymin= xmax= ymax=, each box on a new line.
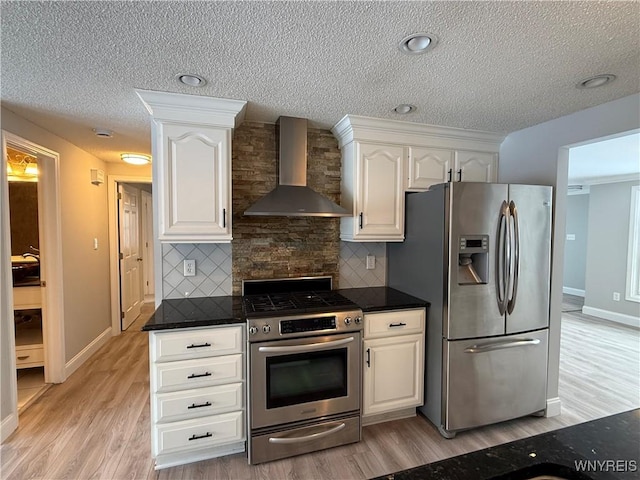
xmin=244 ymin=116 xmax=349 ymax=217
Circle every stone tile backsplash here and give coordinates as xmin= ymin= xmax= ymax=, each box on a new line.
xmin=339 ymin=242 xmax=387 ymax=288
xmin=160 ymin=121 xmax=388 ymax=299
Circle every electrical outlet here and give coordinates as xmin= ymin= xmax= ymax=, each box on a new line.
xmin=613 ymin=292 xmax=620 ymax=301
xmin=366 ymin=254 xmax=376 ymax=270
xmin=566 ymin=234 xmax=576 ymax=241
xmin=183 ymin=259 xmax=196 ymax=277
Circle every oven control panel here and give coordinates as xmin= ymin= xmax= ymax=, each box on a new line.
xmin=247 ymin=309 xmax=363 ymax=341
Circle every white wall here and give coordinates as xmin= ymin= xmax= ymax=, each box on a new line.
xmin=584 ymin=180 xmax=640 ymax=318
xmin=563 ymin=193 xmax=589 ymax=293
xmin=499 ymin=93 xmax=640 ymax=413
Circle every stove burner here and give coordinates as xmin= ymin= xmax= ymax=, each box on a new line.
xmin=243 ymin=290 xmax=357 ymax=317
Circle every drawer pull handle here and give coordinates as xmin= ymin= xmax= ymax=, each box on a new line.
xmin=186 ymin=342 xmax=212 ymax=349
xmin=187 ymin=401 xmax=212 ymax=409
xmin=189 ymin=432 xmax=213 ymax=441
xmin=17 ymin=355 xmax=30 ymax=360
xmin=389 ymin=322 xmax=407 ymax=327
xmin=187 ymin=372 xmax=212 ymax=379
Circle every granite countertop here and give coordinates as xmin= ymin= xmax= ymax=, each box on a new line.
xmin=338 ymin=286 xmax=428 ymax=312
xmin=142 ymin=295 xmax=244 ymax=331
xmin=376 ymin=409 xmax=640 ymax=480
xmin=143 ymin=286 xmax=428 ymax=331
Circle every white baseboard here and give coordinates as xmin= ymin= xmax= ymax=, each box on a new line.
xmin=545 ymin=397 xmax=562 ymax=417
xmin=562 ymin=287 xmax=585 ymax=297
xmin=65 ymin=327 xmax=112 ymax=378
xmin=1 ymin=411 xmax=18 ymax=443
xmin=582 ymin=306 xmax=640 ymax=329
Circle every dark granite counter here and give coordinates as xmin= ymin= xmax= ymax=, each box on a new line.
xmin=142 ymin=295 xmax=244 ymax=331
xmin=375 ymin=409 xmax=639 ymax=480
xmin=338 ymin=286 xmax=428 ymax=312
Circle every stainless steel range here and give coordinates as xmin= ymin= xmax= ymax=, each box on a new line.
xmin=243 ymin=277 xmax=363 ymax=464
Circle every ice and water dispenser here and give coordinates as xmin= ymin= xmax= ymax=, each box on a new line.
xmin=457 ymin=235 xmax=489 ymax=285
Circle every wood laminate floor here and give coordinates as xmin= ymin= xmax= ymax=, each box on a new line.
xmin=2 ymin=299 xmax=638 ymax=480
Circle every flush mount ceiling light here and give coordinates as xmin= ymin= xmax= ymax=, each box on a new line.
xmin=121 ymin=153 xmax=151 ymax=165
xmin=177 ymin=73 xmax=207 ymax=87
xmin=576 ymin=74 xmax=616 ymax=89
xmin=398 ymin=32 xmax=438 ymax=55
xmin=93 ymin=128 xmax=113 ymax=138
xmin=393 ymin=104 xmax=416 ymax=114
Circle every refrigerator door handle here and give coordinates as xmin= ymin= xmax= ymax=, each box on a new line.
xmin=464 ymin=338 xmax=541 ymax=353
xmin=507 ymin=201 xmax=520 ymax=314
xmin=496 ymin=201 xmax=510 ymax=315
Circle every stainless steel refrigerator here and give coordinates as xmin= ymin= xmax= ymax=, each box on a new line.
xmin=388 ymin=182 xmax=552 ymax=438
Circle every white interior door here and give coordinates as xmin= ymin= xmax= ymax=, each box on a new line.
xmin=118 ymin=184 xmax=142 ymax=330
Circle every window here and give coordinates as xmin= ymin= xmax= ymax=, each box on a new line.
xmin=626 ymin=185 xmax=640 ymax=302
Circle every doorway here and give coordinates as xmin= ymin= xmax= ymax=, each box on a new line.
xmin=1 ymin=131 xmax=65 ymax=437
xmin=108 ymin=176 xmax=153 ymax=334
xmin=562 ymin=131 xmax=640 ymax=326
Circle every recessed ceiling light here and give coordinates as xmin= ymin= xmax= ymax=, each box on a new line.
xmin=398 ymin=33 xmax=438 ymax=55
xmin=121 ymin=153 xmax=151 ymax=165
xmin=394 ymin=104 xmax=416 ymax=114
xmin=576 ymin=74 xmax=616 ymax=89
xmin=177 ymin=74 xmax=207 ymax=87
xmin=93 ymin=128 xmax=113 ymax=138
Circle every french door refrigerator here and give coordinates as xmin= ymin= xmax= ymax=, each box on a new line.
xmin=388 ymin=182 xmax=552 ymax=438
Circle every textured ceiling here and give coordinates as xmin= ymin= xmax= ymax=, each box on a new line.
xmin=1 ymin=1 xmax=639 ymax=164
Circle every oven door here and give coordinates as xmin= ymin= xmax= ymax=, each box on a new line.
xmin=250 ymin=332 xmax=361 ymax=430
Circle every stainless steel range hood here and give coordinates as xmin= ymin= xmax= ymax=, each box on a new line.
xmin=244 ymin=116 xmax=349 ymax=217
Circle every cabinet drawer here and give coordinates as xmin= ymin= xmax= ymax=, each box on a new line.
xmin=155 ymin=383 xmax=243 ymax=423
xmin=154 ymin=411 xmax=244 ymax=456
xmin=153 ymin=354 xmax=243 ymax=393
xmin=151 ymin=326 xmax=243 ymax=363
xmin=364 ymin=309 xmax=425 ymax=339
xmin=16 ymin=345 xmax=44 ymax=368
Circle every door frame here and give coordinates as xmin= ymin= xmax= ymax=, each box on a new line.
xmin=1 ymin=131 xmax=65 ymax=440
xmin=141 ymin=189 xmax=155 ymax=301
xmin=107 ymin=174 xmax=151 ymax=335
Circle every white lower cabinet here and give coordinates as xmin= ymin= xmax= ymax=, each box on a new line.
xmin=149 ymin=325 xmax=245 ymax=469
xmin=362 ymin=309 xmax=425 ymax=425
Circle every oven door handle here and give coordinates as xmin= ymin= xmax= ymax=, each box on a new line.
xmin=268 ymin=422 xmax=346 ymax=444
xmin=257 ymin=336 xmax=355 ymax=354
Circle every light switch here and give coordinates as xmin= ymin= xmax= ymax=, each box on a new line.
xmin=93 ymin=238 xmax=99 ymax=250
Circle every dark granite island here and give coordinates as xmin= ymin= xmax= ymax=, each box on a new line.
xmin=375 ymin=409 xmax=639 ymax=480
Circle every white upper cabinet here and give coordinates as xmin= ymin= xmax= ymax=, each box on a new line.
xmin=350 ymin=142 xmax=405 ymax=242
xmin=407 ymin=146 xmax=454 ymax=190
xmin=454 ymin=150 xmax=497 ymax=183
xmin=136 ymin=90 xmax=246 ymax=243
xmin=333 ymin=115 xmax=503 ymax=241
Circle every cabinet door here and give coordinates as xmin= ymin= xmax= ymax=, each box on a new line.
xmin=454 ymin=151 xmax=497 ymax=183
xmin=363 ymin=334 xmax=424 ymax=416
xmin=356 ymin=143 xmax=404 ymax=241
xmin=158 ymin=123 xmax=231 ymax=242
xmin=407 ymin=146 xmax=453 ymax=191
